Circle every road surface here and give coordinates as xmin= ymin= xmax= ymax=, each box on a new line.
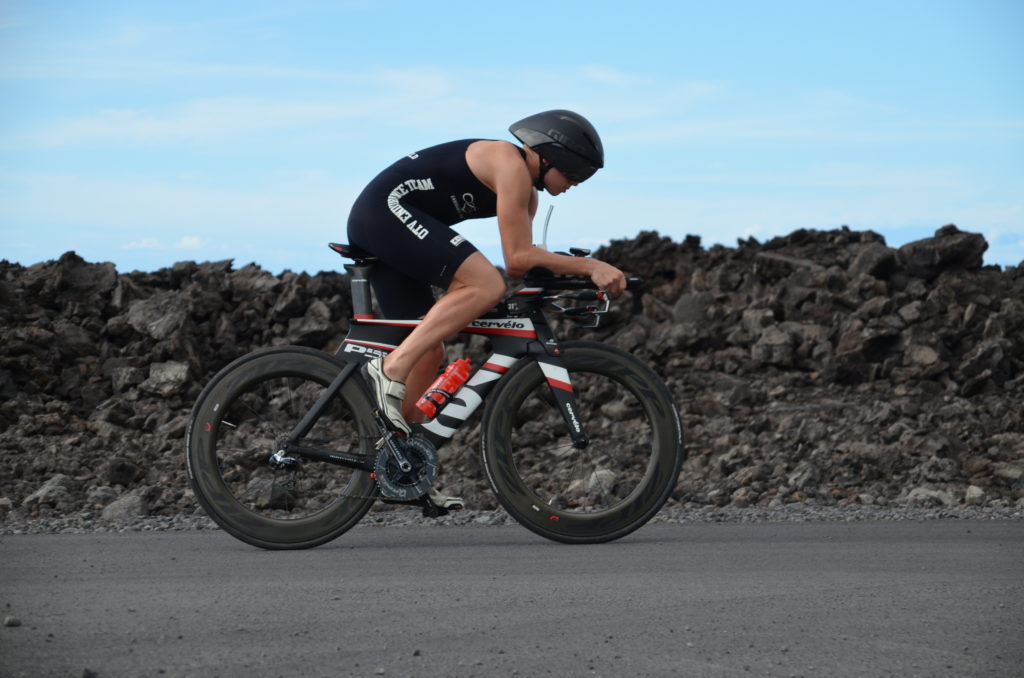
xmin=2 ymin=520 xmax=1022 ymax=677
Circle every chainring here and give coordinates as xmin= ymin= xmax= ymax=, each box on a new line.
xmin=374 ymin=434 xmax=439 ymax=501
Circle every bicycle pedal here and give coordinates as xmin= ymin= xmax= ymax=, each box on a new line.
xmin=421 ymin=503 xmax=448 ymax=518
xmin=393 ymin=492 xmax=464 ymax=518
xmin=421 ymin=499 xmax=461 ymax=518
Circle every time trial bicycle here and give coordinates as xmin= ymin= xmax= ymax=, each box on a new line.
xmin=185 ymin=242 xmax=684 ymax=549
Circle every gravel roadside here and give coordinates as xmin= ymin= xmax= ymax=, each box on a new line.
xmin=3 ymin=505 xmax=1021 ymax=537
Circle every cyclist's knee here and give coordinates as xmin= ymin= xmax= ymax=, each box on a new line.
xmin=479 ymin=269 xmax=506 ymax=307
xmin=466 ymin=261 xmax=506 ymax=306
xmin=452 ymin=255 xmax=506 ymax=308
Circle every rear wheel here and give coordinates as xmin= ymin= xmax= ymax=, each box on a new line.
xmin=481 ymin=341 xmax=684 ymax=543
xmin=186 ymin=347 xmax=377 ymax=549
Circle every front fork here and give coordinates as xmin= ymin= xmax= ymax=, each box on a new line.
xmin=530 ymin=319 xmax=589 ymax=449
xmin=534 ymin=355 xmax=590 ymax=449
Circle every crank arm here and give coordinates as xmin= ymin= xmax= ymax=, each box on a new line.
xmin=371 ymin=412 xmax=414 ymax=472
xmin=376 ymin=432 xmax=413 ymax=472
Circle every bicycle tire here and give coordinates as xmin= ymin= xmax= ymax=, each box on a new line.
xmin=186 ymin=346 xmax=378 ymax=549
xmin=480 ymin=341 xmax=684 ymax=543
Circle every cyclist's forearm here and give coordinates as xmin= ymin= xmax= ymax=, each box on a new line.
xmin=504 ymin=245 xmax=599 ymax=279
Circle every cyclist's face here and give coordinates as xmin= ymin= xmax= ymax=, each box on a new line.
xmin=544 ymin=167 xmax=578 ymax=196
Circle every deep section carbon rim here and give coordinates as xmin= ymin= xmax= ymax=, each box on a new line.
xmin=187 ymin=348 xmax=377 ymax=549
xmin=482 ymin=342 xmax=683 ymax=543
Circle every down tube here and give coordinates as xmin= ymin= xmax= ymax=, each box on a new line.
xmin=416 ymin=354 xmax=521 ymax=446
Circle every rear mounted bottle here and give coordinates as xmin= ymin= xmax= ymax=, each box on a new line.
xmin=416 ymin=358 xmax=472 ymax=419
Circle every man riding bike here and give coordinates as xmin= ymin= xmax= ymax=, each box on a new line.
xmin=346 ymin=110 xmax=626 ymax=507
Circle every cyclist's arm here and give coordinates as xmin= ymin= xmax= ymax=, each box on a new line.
xmin=482 ymin=144 xmax=625 ymax=294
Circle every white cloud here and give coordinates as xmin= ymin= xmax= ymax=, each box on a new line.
xmin=175 ymin=236 xmax=204 ymax=249
xmin=2 ymin=63 xmax=733 ymax=151
xmin=112 ymin=22 xmax=159 ymax=47
xmin=0 ymin=169 xmax=363 ymax=272
xmin=581 ymin=66 xmax=643 ymax=87
xmin=122 ymin=237 xmax=164 ymax=250
xmin=0 ymin=57 xmax=334 ymax=81
xmin=20 ymin=97 xmax=373 ymax=148
xmin=4 ymin=160 xmax=1021 ymax=273
xmin=1 ymin=170 xmax=359 ymax=230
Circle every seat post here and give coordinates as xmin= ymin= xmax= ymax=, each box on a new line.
xmin=344 ymin=263 xmax=375 ymax=318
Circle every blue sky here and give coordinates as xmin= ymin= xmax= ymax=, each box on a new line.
xmin=2 ymin=0 xmax=1022 ymax=274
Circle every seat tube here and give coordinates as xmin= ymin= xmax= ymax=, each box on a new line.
xmin=344 ymin=263 xmax=375 ymax=318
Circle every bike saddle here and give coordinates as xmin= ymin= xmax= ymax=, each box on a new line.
xmin=328 ymin=242 xmax=379 ymax=263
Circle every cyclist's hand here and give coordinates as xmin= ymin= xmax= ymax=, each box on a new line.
xmin=589 ymin=260 xmax=627 ymax=296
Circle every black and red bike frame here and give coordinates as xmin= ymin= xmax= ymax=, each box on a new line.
xmin=274 ymin=243 xmax=637 ymax=472
xmin=336 ymin=258 xmax=593 ymax=452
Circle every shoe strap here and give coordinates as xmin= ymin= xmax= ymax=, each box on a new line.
xmin=381 ymin=380 xmax=406 ymax=400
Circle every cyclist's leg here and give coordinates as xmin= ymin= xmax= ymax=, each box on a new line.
xmin=382 ymin=251 xmax=505 ymax=384
xmin=403 ymin=341 xmax=444 ymax=423
xmin=353 ymin=263 xmax=443 ymax=422
xmin=348 ymin=200 xmax=504 ymax=426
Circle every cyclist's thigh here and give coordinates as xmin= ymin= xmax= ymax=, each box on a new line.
xmin=348 ymin=200 xmax=478 ymax=318
xmin=366 ymin=263 xmax=434 ymax=319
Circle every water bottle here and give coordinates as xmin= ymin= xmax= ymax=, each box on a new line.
xmin=416 ymin=358 xmax=472 ymax=419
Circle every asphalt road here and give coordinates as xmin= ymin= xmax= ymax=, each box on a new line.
xmin=1 ymin=520 xmax=1022 ymax=678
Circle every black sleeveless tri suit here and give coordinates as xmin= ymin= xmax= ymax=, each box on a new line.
xmin=347 ymin=139 xmax=505 ymax=318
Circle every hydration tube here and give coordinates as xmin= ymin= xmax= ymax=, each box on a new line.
xmin=540 ymin=205 xmax=554 ymax=250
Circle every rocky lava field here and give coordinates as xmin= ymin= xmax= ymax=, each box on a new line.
xmin=2 ymin=224 xmax=1022 ymax=522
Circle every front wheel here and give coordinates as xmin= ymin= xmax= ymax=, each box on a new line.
xmin=480 ymin=341 xmax=684 ymax=543
xmin=186 ymin=346 xmax=378 ymax=549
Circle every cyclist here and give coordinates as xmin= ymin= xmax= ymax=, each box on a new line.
xmin=347 ymin=110 xmax=626 ymax=489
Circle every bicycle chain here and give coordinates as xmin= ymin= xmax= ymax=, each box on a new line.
xmin=267 ymin=432 xmax=445 ymax=507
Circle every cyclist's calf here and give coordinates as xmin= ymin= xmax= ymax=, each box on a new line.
xmin=403 ymin=342 xmax=445 ymax=424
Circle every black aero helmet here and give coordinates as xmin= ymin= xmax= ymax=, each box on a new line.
xmin=509 ymin=109 xmax=604 ymax=185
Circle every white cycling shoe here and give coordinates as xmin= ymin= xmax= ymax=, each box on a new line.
xmin=427 ymin=488 xmax=464 ymax=511
xmin=362 ymin=357 xmax=411 ymax=436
